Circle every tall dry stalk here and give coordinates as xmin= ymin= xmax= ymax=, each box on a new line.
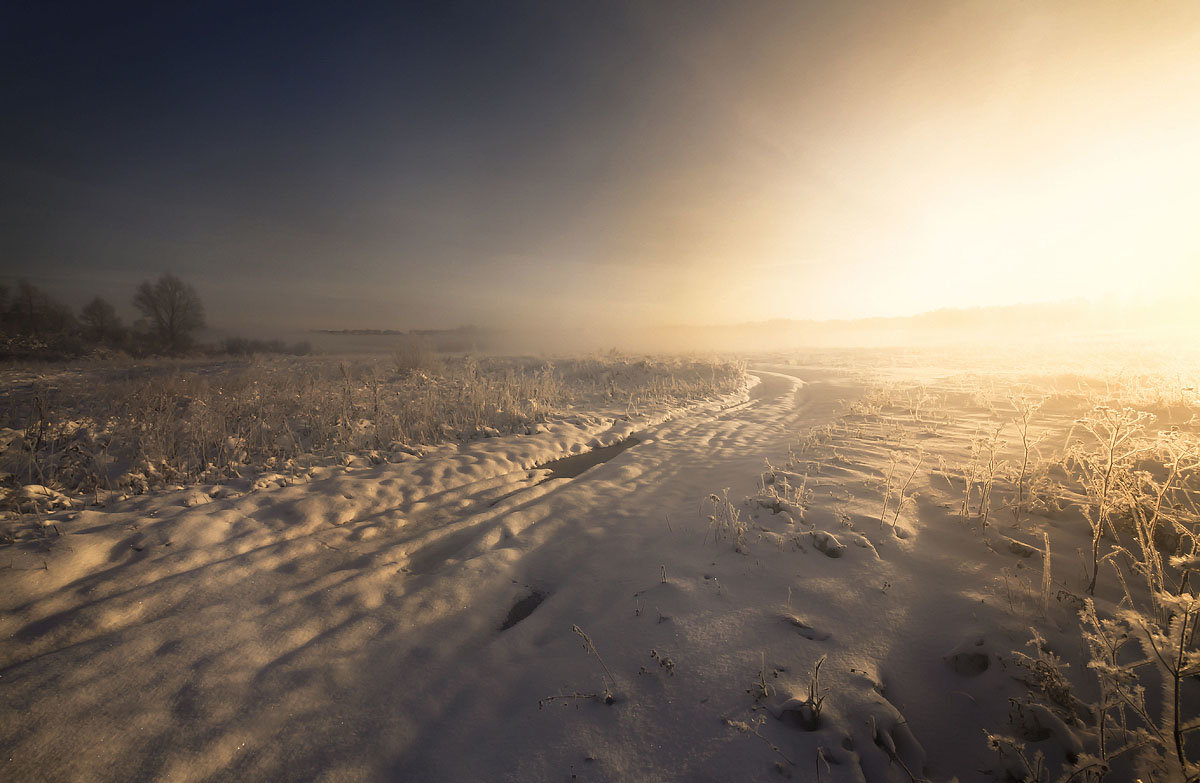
xmin=1070 ymin=406 xmax=1154 ymax=595
xmin=1010 ymin=396 xmax=1043 ymax=527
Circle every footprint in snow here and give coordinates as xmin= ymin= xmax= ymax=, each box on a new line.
xmin=779 ymin=612 xmax=831 ymax=641
xmin=944 ymin=635 xmax=991 ymax=677
xmin=773 ymin=676 xmax=928 ymax=783
xmin=839 ymin=530 xmax=879 ymax=557
xmin=809 ymin=530 xmax=846 ymax=558
xmin=499 ymin=590 xmax=547 ymax=631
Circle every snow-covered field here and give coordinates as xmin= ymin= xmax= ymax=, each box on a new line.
xmin=3 ymin=351 xmax=1198 ymax=782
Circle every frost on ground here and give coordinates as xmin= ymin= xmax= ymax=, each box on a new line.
xmin=2 ymin=350 xmax=1199 ymax=782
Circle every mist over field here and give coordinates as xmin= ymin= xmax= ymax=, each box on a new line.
xmin=3 ymin=2 xmax=1200 ymax=782
xmin=5 ymin=1 xmax=1200 ymax=338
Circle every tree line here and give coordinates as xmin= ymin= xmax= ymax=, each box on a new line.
xmin=0 ymin=273 xmax=310 ymax=360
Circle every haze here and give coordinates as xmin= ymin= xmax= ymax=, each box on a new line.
xmin=4 ymin=1 xmax=1199 ymax=334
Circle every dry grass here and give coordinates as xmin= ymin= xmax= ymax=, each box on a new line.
xmin=0 ymin=354 xmax=744 ymax=504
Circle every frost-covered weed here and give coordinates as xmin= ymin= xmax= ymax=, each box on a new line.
xmin=1011 ymin=396 xmax=1045 ymax=526
xmin=705 ymin=488 xmax=747 ymax=552
xmin=757 ymin=459 xmax=812 ymax=519
xmin=969 ymin=388 xmax=1200 ymax=780
xmin=793 ymin=362 xmax=1200 ymax=781
xmin=1068 ymin=406 xmax=1156 ymax=595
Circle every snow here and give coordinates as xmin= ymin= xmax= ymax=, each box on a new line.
xmin=1 ymin=359 xmax=1196 ymax=781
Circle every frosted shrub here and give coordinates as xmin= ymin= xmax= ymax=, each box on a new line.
xmin=705 ymin=488 xmax=747 ymax=552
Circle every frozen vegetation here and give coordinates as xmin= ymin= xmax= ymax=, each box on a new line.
xmin=1 ymin=345 xmax=1199 ymax=782
xmin=0 ymin=354 xmax=742 ymax=511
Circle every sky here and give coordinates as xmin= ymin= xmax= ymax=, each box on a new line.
xmin=3 ymin=0 xmax=1200 ymax=333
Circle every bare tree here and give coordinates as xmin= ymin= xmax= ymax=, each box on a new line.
xmin=80 ymin=296 xmax=125 ymax=345
xmin=133 ymin=274 xmax=205 ymax=352
xmin=4 ymin=279 xmax=76 ymax=337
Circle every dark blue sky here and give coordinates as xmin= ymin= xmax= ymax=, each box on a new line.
xmin=4 ymin=1 xmax=1198 ymax=331
xmin=3 ymin=1 xmax=724 ymax=329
